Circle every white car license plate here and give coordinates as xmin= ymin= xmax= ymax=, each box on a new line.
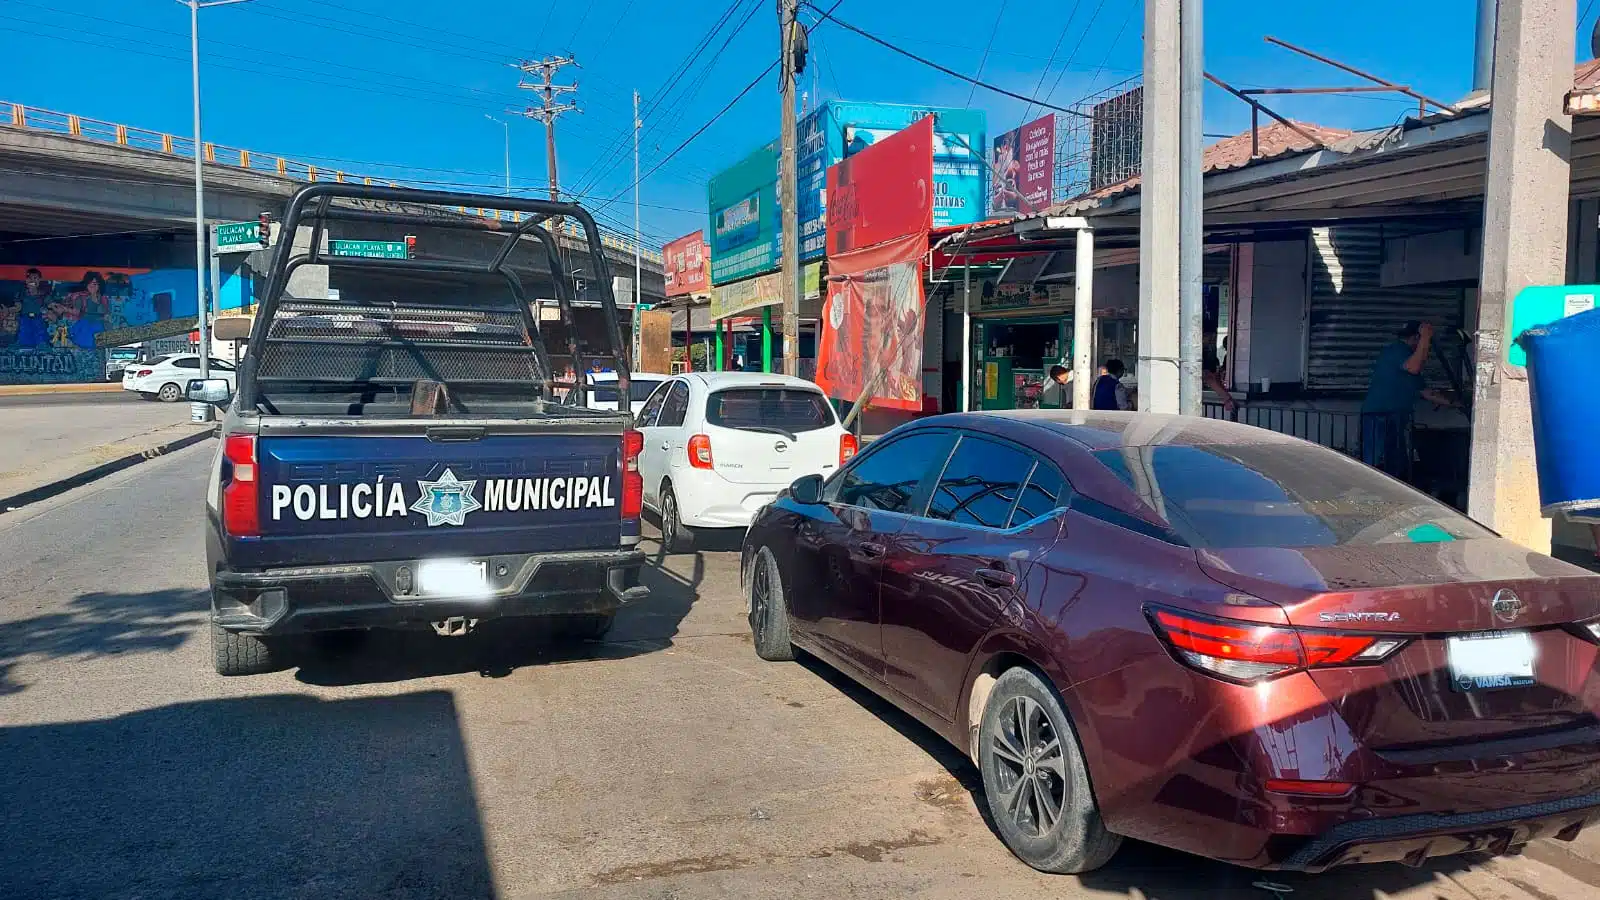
xmin=1447 ymin=631 xmax=1536 ymax=692
xmin=417 ymin=559 xmax=488 ymax=596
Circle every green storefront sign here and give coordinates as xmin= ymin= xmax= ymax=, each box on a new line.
xmin=708 ymin=140 xmax=780 ymax=286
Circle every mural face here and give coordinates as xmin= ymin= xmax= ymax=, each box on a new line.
xmin=0 ymin=265 xmax=201 ymax=384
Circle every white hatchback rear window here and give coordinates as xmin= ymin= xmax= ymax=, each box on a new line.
xmin=707 ymin=388 xmax=833 ymax=434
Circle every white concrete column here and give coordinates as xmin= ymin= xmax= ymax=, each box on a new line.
xmin=1073 ymin=229 xmax=1095 ymax=410
xmin=1467 ymin=0 xmax=1574 ymax=553
xmin=1138 ymin=0 xmax=1182 ymax=413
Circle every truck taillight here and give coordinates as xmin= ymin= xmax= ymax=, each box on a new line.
xmin=840 ymin=433 xmax=858 ymax=463
xmin=621 ymin=429 xmax=643 ymax=519
xmin=687 ymin=434 xmax=714 ymax=469
xmin=221 ymin=434 xmax=260 ymax=537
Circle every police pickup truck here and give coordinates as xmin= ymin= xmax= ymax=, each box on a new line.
xmin=189 ymin=184 xmax=648 ymax=675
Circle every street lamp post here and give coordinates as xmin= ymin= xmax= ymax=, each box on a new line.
xmin=179 ymin=0 xmax=251 ymax=422
xmin=485 ymin=114 xmax=511 ymax=196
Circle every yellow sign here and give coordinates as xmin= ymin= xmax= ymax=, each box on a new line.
xmin=709 ymin=271 xmax=781 ymax=321
xmin=802 ymin=262 xmax=822 ymax=300
xmin=985 ymin=362 xmax=999 ymax=400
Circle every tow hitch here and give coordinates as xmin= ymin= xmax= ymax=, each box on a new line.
xmin=431 ymin=617 xmax=477 ymax=637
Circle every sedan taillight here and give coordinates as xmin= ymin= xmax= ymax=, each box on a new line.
xmin=687 ymin=434 xmax=714 ymax=470
xmin=1147 ymin=607 xmax=1408 ymax=685
xmin=135 ymin=369 xmax=153 ymax=377
xmin=221 ymin=435 xmax=260 ymax=537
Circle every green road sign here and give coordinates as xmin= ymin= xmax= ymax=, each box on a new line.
xmin=214 ymin=221 xmax=264 ymax=254
xmin=328 ymin=239 xmax=409 ymax=260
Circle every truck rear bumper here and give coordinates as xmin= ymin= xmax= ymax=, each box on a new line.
xmin=212 ymin=549 xmax=648 ymax=635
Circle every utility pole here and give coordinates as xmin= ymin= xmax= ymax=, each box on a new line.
xmin=514 ymin=56 xmax=578 ymax=225
xmin=633 ymin=89 xmax=643 ymax=371
xmin=1468 ymin=0 xmax=1573 ymax=553
xmin=1138 ymin=0 xmax=1181 ymax=413
xmin=1177 ymin=0 xmax=1204 ymax=415
xmin=778 ymin=0 xmax=802 ymax=376
xmin=179 ymin=0 xmax=251 ymax=421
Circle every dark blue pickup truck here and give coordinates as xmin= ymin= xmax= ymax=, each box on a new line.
xmin=191 ymin=185 xmax=648 ymax=674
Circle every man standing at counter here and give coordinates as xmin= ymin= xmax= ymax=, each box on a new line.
xmin=1360 ymin=321 xmax=1458 ymax=480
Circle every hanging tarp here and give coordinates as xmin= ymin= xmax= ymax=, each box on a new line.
xmin=817 ymin=232 xmax=929 ymax=410
xmin=815 ymin=116 xmax=936 ymax=411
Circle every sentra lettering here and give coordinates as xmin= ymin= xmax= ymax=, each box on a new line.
xmin=268 ymin=475 xmax=617 ymax=522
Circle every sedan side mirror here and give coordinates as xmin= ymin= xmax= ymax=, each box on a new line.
xmin=789 ymin=473 xmax=825 ymax=505
xmin=186 ymin=378 xmax=233 ymax=406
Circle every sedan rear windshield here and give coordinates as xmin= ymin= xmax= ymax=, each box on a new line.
xmin=590 ymin=379 xmax=662 ymax=403
xmin=1093 ymin=443 xmax=1492 ymax=549
xmin=707 ymin=387 xmax=834 ymax=434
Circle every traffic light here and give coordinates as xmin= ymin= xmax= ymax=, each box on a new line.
xmin=404 ymin=234 xmax=417 ymax=259
xmin=257 ymin=211 xmax=272 ymax=247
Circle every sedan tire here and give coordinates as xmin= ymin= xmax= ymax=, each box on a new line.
xmin=157 ymin=382 xmax=183 ymax=402
xmin=978 ymin=667 xmax=1121 ymax=874
xmin=659 ymin=485 xmax=696 ymax=555
xmin=746 ymin=545 xmax=794 ymax=661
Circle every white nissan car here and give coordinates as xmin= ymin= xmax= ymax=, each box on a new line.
xmin=635 ymin=372 xmax=855 ymax=552
xmin=122 ymin=354 xmax=237 ymax=402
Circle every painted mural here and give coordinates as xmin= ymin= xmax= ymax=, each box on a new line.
xmin=0 ymin=265 xmax=200 ymax=384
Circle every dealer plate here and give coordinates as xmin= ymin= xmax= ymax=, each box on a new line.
xmin=1447 ymin=631 xmax=1535 ymax=692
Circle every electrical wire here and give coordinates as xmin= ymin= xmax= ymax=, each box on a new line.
xmin=803 ymin=4 xmax=1087 ymax=116
xmin=966 ymin=0 xmax=1011 ymax=107
xmin=570 ymin=0 xmax=760 ymax=198
xmin=1021 ymin=1 xmax=1085 ymax=122
xmin=1041 ymin=0 xmax=1111 ymax=108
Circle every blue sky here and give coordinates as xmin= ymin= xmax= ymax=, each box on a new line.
xmin=4 ymin=0 xmax=1594 ymax=244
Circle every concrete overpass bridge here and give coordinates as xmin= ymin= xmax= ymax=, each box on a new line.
xmin=0 ymin=101 xmax=664 ymax=383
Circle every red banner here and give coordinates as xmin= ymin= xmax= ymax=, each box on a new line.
xmin=662 ymin=231 xmax=709 ymax=297
xmin=825 ymin=116 xmax=935 ymax=257
xmin=991 ymin=114 xmax=1055 ymax=216
xmin=816 ymin=232 xmax=929 ymax=411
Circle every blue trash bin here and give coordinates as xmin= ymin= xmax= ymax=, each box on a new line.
xmin=1518 ymin=306 xmax=1600 ymax=522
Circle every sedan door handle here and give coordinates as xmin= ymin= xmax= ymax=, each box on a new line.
xmin=859 ymin=541 xmax=886 ymax=559
xmin=975 ymin=568 xmax=1017 ymax=588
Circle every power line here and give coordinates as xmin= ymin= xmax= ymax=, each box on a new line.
xmin=0 ymin=12 xmax=529 ymax=122
xmin=1041 ymin=0 xmax=1111 ymax=108
xmin=805 ymin=5 xmax=1087 ymax=116
xmin=1021 ymin=1 xmax=1085 ymax=122
xmin=570 ymin=0 xmax=759 ymax=198
xmin=967 ymin=0 xmax=1011 ymax=107
xmin=18 ymin=0 xmax=527 ymax=114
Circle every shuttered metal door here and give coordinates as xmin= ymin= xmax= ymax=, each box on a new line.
xmin=1306 ymin=225 xmax=1465 ymax=392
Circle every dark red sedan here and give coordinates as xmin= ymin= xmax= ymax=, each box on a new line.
xmin=741 ymin=411 xmax=1600 ymax=874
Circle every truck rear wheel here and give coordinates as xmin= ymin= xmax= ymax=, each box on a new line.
xmin=211 ymin=622 xmax=282 ymax=676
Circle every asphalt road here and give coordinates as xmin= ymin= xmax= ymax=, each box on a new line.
xmin=2 ymin=444 xmax=1599 ymax=900
xmin=0 ymin=392 xmax=189 ymax=472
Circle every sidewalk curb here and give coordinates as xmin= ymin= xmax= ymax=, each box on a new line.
xmin=0 ymin=382 xmax=124 ymax=397
xmin=0 ymin=426 xmax=216 ymax=513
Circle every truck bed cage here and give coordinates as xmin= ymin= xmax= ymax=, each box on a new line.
xmin=241 ymin=183 xmax=632 ymax=412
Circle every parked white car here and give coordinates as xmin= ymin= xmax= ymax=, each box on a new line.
xmin=562 ymin=371 xmax=671 ymax=416
xmin=122 ymin=354 xmax=237 ymax=402
xmin=635 ymin=372 xmax=855 ymax=552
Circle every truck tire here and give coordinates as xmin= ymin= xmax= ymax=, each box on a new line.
xmin=659 ymin=484 xmax=696 ymax=554
xmin=747 ymin=545 xmax=794 ymax=661
xmin=211 ymin=622 xmax=281 ymax=676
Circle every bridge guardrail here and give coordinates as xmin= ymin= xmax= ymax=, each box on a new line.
xmin=1 ymin=100 xmax=661 ymax=264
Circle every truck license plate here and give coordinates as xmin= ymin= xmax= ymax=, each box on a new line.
xmin=417 ymin=559 xmax=488 ymax=596
xmin=1447 ymin=631 xmax=1536 ymax=692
